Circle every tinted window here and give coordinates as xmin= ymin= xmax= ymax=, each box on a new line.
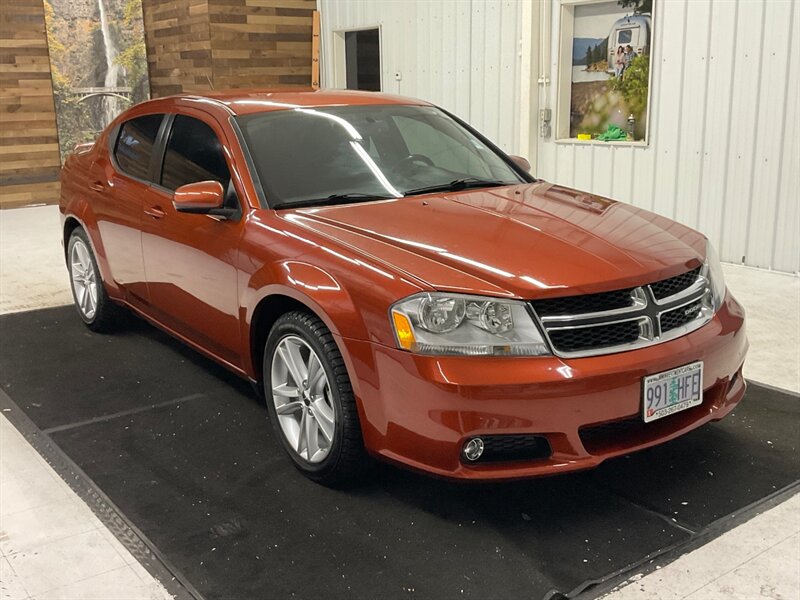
xmin=618 ymin=29 xmax=632 ymax=44
xmin=115 ymin=114 xmax=163 ymax=180
xmin=237 ymin=105 xmax=524 ymax=207
xmin=161 ymin=115 xmax=231 ymax=191
xmin=393 ymin=115 xmax=486 ymax=174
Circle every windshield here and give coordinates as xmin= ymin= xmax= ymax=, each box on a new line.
xmin=236 ymin=105 xmax=527 ymax=208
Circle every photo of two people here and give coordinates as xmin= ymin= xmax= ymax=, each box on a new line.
xmin=612 ymin=44 xmax=638 ymax=79
xmin=569 ymin=0 xmax=652 ymax=140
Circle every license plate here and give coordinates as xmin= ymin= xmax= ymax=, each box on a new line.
xmin=643 ymin=362 xmax=703 ymax=423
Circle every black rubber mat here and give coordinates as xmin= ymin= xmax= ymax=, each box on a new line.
xmin=1 ymin=306 xmax=798 ymax=600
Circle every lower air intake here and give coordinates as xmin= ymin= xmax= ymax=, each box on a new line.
xmin=466 ymin=434 xmax=551 ymax=463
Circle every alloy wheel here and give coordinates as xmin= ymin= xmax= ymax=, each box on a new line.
xmin=270 ymin=335 xmax=336 ymax=463
xmin=70 ymin=238 xmax=98 ymax=320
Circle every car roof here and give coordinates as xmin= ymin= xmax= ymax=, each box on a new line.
xmin=157 ymin=88 xmax=432 ymax=117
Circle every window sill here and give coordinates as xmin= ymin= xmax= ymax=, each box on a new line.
xmin=553 ymin=137 xmax=650 ymax=148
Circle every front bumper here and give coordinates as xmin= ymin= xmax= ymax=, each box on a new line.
xmin=341 ymin=291 xmax=748 ymax=480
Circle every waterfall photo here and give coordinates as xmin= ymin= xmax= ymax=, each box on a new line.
xmin=43 ymin=0 xmax=150 ymax=161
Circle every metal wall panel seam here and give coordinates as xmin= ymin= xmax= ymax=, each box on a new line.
xmin=769 ymin=0 xmax=799 ymax=271
xmin=741 ymin=0 xmax=769 ymax=264
xmin=674 ymin=0 xmax=710 ymax=229
xmin=714 ymin=0 xmax=740 ymax=261
xmin=670 ymin=0 xmax=690 ymax=221
xmin=693 ymin=0 xmax=716 ymax=233
xmin=647 ymin=0 xmax=667 ymax=214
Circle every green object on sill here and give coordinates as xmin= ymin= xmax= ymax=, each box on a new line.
xmin=597 ymin=124 xmax=628 ymax=141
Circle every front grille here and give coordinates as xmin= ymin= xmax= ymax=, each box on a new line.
xmin=532 ymin=288 xmax=635 ymax=317
xmin=472 ymin=435 xmax=552 ymax=463
xmin=531 ymin=266 xmax=709 ymax=357
xmin=548 ymin=320 xmax=641 ymax=353
xmin=661 ymin=299 xmax=704 ymax=333
xmin=650 ymin=267 xmax=702 ymax=300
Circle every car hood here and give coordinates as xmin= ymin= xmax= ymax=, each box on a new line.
xmin=282 ymin=182 xmax=706 ymax=299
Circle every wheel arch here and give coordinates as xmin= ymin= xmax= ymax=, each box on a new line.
xmin=62 ymin=216 xmax=83 ymax=261
xmin=60 ymin=210 xmax=121 ymax=297
xmin=246 ymin=286 xmax=366 ymax=402
xmin=250 ymin=293 xmax=312 ymax=387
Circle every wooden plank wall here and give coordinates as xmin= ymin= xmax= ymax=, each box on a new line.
xmin=142 ymin=0 xmax=214 ymax=97
xmin=0 ymin=0 xmax=62 ymax=209
xmin=0 ymin=0 xmax=316 ymax=209
xmin=142 ymin=0 xmax=315 ymax=97
xmin=207 ymin=0 xmax=316 ymax=89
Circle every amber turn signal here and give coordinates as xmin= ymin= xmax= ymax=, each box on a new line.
xmin=392 ymin=311 xmax=416 ymax=350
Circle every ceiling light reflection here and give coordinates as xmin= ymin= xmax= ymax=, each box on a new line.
xmin=294 ymin=107 xmax=362 ymax=139
xmin=350 ymin=142 xmax=402 ymax=198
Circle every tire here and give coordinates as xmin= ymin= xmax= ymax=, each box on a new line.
xmin=67 ymin=227 xmax=123 ymax=332
xmin=263 ymin=310 xmax=370 ymax=486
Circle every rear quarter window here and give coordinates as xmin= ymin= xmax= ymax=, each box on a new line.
xmin=114 ymin=114 xmax=163 ymax=181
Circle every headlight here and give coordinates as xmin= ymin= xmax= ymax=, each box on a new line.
xmin=390 ymin=293 xmax=551 ymax=356
xmin=703 ymin=239 xmax=726 ymax=312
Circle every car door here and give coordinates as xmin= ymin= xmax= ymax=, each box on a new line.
xmin=140 ymin=112 xmax=243 ymax=367
xmin=90 ymin=113 xmax=165 ymax=305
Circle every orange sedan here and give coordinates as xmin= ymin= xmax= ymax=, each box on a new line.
xmin=59 ymin=90 xmax=748 ymax=484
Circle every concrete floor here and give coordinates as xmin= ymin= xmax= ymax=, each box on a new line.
xmin=0 ymin=205 xmax=798 ymax=599
xmin=603 ymin=495 xmax=800 ymax=600
xmin=0 ymin=416 xmax=173 ymax=600
xmin=0 ymin=206 xmax=72 ymax=315
xmin=722 ymin=264 xmax=800 ymax=394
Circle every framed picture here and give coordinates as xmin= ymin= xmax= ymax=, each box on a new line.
xmin=556 ymin=0 xmax=654 ymax=143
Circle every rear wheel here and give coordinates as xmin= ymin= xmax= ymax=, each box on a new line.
xmin=263 ymin=311 xmax=370 ymax=486
xmin=67 ymin=228 xmax=122 ymax=332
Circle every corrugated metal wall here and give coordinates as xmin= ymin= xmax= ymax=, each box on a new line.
xmin=319 ymin=0 xmax=799 ymax=273
xmin=318 ymin=0 xmax=524 ymax=153
xmin=538 ymin=0 xmax=799 ymax=273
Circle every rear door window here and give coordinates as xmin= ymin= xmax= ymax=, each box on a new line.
xmin=160 ymin=115 xmax=231 ymax=191
xmin=114 ymin=114 xmax=163 ymax=181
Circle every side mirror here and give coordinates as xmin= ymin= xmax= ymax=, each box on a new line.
xmin=509 ymin=155 xmax=531 ymax=172
xmin=173 ymin=180 xmax=236 ymax=218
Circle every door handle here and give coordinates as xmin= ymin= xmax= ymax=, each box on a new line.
xmin=144 ymin=206 xmax=166 ymax=219
xmin=88 ymin=181 xmax=105 ymax=192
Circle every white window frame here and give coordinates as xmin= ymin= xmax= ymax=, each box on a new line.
xmin=554 ymin=0 xmax=656 ymax=146
xmin=331 ymin=24 xmax=384 ymax=92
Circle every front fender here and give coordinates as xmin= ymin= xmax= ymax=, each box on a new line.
xmin=238 ymin=209 xmax=428 ymax=386
xmin=241 ymin=259 xmax=379 ymax=390
xmin=243 ymin=259 xmax=368 ymax=341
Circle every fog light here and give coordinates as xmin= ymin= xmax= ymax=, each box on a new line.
xmin=463 ymin=437 xmax=484 ymax=462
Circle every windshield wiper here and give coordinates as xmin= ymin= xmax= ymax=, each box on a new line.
xmin=272 ymin=193 xmax=397 ymax=210
xmin=404 ymin=178 xmax=511 ymax=197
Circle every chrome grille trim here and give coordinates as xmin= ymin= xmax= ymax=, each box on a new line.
xmin=531 ymin=268 xmax=713 ymax=358
xmin=652 ymin=276 xmax=707 ymax=306
xmin=650 ymin=266 xmax=703 ymax=301
xmin=539 ymin=288 xmax=647 ymax=323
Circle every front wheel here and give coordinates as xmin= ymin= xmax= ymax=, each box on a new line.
xmin=263 ymin=311 xmax=370 ymax=486
xmin=67 ymin=227 xmax=122 ymax=332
